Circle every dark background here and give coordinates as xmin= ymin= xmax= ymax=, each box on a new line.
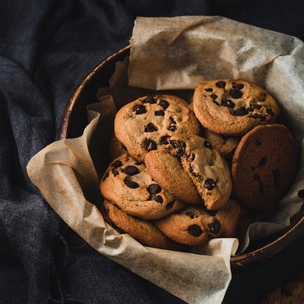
xmin=1 ymin=1 xmax=304 ymax=303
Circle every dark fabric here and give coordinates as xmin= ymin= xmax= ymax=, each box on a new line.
xmin=1 ymin=1 xmax=304 ymax=303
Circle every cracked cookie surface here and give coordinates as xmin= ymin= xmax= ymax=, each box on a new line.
xmin=193 ymin=79 xmax=280 ymax=136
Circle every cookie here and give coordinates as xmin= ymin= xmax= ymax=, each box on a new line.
xmin=144 ymin=149 xmax=203 ymax=204
xmin=153 ymin=199 xmax=240 ymax=246
xmin=103 ymin=200 xmax=184 ymax=250
xmin=231 ymin=124 xmax=298 ymax=210
xmin=202 ymin=128 xmax=240 ymax=159
xmin=167 ymin=134 xmax=232 ymax=210
xmin=193 ymin=79 xmax=280 ymax=136
xmin=100 ymin=153 xmax=186 ymax=220
xmin=114 ymin=94 xmax=201 ymax=161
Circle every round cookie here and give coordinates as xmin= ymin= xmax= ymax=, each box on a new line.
xmin=100 ymin=153 xmax=186 ymax=220
xmin=103 ymin=200 xmax=184 ymax=250
xmin=231 ymin=124 xmax=298 ymax=210
xmin=144 ymin=149 xmax=202 ymax=204
xmin=202 ymin=128 xmax=240 ymax=159
xmin=153 ymin=199 xmax=240 ymax=246
xmin=193 ymin=79 xmax=280 ymax=136
xmin=114 ymin=94 xmax=201 ymax=161
xmin=167 ymin=134 xmax=232 ymax=210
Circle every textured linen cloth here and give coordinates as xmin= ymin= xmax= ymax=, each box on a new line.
xmin=1 ymin=1 xmax=304 ymax=303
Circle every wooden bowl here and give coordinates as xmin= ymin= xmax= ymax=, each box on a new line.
xmin=58 ymin=45 xmax=304 ymax=273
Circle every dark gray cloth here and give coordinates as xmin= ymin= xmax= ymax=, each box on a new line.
xmin=1 ymin=1 xmax=304 ymax=303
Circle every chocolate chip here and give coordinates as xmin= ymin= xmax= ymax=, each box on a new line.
xmin=143 ymin=139 xmax=157 ymax=151
xmin=186 ymin=211 xmax=198 ymax=219
xmin=232 ymin=107 xmax=248 ymax=116
xmin=111 ymin=160 xmax=123 ymax=168
xmin=154 ymin=195 xmax=163 ymax=204
xmin=298 ymin=189 xmax=304 ymax=199
xmin=232 ymin=83 xmax=244 ymax=90
xmin=204 ymin=140 xmax=213 ymax=149
xmin=253 ymin=173 xmax=264 ymax=193
xmin=144 ymin=95 xmax=156 ymax=104
xmin=248 ymin=103 xmax=262 ymax=111
xmin=216 ymin=81 xmax=226 ymax=88
xmin=250 ymin=113 xmax=266 ymax=121
xmin=258 ymin=155 xmax=267 ymax=167
xmin=144 ymin=123 xmax=158 ymax=132
xmin=229 ymin=89 xmax=243 ymax=99
xmin=208 ymin=219 xmax=221 ymax=235
xmin=147 ymin=184 xmax=161 ymax=195
xmin=124 ymin=179 xmax=139 ymax=188
xmin=204 ymin=178 xmax=217 ymax=190
xmin=266 ymin=108 xmax=275 ymax=116
xmin=166 ymin=200 xmax=175 ymax=210
xmin=159 ymin=99 xmax=169 ymax=109
xmin=188 ymin=225 xmax=203 ymax=237
xmin=272 ymin=168 xmax=281 ymax=188
xmin=123 ymin=165 xmax=139 ymax=175
xmin=222 ymin=99 xmax=235 ymax=108
xmin=112 ymin=169 xmax=119 ymax=177
xmin=169 ymin=139 xmax=186 ymax=156
xmin=205 ymin=88 xmax=213 ymax=92
xmin=160 ymin=135 xmax=170 ymax=145
xmin=256 ymin=139 xmax=262 ymax=147
xmin=210 ymin=94 xmax=218 ymax=100
xmin=155 ymin=110 xmax=165 ymax=116
xmin=168 ymin=117 xmax=177 ymax=132
xmin=133 ymin=104 xmax=146 ymax=114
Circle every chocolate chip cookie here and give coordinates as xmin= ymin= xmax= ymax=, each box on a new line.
xmin=153 ymin=199 xmax=240 ymax=246
xmin=231 ymin=124 xmax=298 ymax=210
xmin=100 ymin=153 xmax=186 ymax=220
xmin=114 ymin=95 xmax=201 ymax=161
xmin=193 ymin=79 xmax=280 ymax=136
xmin=103 ymin=200 xmax=184 ymax=250
xmin=167 ymin=134 xmax=232 ymax=210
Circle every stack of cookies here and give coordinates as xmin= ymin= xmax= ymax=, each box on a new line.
xmin=99 ymin=79 xmax=298 ymax=250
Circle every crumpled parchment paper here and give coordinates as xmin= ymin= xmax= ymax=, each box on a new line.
xmin=27 ymin=16 xmax=304 ymax=304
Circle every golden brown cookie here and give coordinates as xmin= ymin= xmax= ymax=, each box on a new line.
xmin=153 ymin=199 xmax=240 ymax=246
xmin=114 ymin=94 xmax=201 ymax=161
xmin=193 ymin=79 xmax=280 ymax=136
xmin=231 ymin=124 xmax=298 ymax=210
xmin=103 ymin=200 xmax=184 ymax=250
xmin=100 ymin=153 xmax=186 ymax=220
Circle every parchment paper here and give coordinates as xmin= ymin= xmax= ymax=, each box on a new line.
xmin=27 ymin=16 xmax=304 ymax=304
